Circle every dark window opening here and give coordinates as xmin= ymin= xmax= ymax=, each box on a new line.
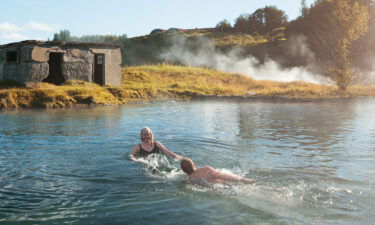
xmin=42 ymin=53 xmax=65 ymax=85
xmin=93 ymin=54 xmax=105 ymax=85
xmin=6 ymin=51 xmax=18 ymax=63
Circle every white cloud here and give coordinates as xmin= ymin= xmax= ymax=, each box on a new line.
xmin=0 ymin=20 xmax=57 ymax=43
xmin=27 ymin=20 xmax=54 ymax=32
xmin=0 ymin=22 xmax=23 ymax=32
xmin=2 ymin=32 xmax=30 ymax=41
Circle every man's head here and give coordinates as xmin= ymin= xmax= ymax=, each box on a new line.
xmin=180 ymin=158 xmax=195 ymax=175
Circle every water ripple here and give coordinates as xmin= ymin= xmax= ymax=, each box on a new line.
xmin=1 ymin=99 xmax=375 ymax=224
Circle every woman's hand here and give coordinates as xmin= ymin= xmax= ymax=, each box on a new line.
xmin=129 ymin=145 xmax=141 ymax=161
xmin=174 ymin=154 xmax=183 ymax=160
xmin=156 ymin=141 xmax=182 ymax=160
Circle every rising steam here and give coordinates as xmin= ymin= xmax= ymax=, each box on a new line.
xmin=159 ymin=34 xmax=331 ymax=84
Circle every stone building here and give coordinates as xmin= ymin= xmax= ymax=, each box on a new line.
xmin=0 ymin=40 xmax=123 ymax=85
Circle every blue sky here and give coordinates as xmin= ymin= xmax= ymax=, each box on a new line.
xmin=0 ymin=0 xmax=315 ymax=45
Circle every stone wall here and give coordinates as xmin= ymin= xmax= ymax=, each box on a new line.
xmin=0 ymin=50 xmax=3 ymax=80
xmin=0 ymin=64 xmax=3 ymax=80
xmin=62 ymin=61 xmax=92 ymax=82
xmin=20 ymin=45 xmax=33 ymax=62
xmin=0 ymin=48 xmax=7 ymax=81
xmin=61 ymin=48 xmax=94 ymax=82
xmin=0 ymin=45 xmax=49 ymax=82
xmin=3 ymin=62 xmax=48 ymax=83
xmin=0 ymin=43 xmax=122 ymax=85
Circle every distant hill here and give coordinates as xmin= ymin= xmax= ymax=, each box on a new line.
xmin=51 ymin=1 xmax=375 ymax=88
xmin=121 ymin=27 xmax=301 ymax=68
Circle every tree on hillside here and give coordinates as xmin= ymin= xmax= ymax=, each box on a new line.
xmin=233 ymin=6 xmax=287 ymax=35
xmin=52 ymin=30 xmax=127 ymax=44
xmin=306 ymin=0 xmax=368 ymax=91
xmin=215 ymin=19 xmax=232 ymax=32
xmin=248 ymin=6 xmax=288 ymax=35
xmin=263 ymin=6 xmax=288 ymax=33
xmin=300 ymin=0 xmax=310 ymax=16
xmin=352 ymin=0 xmax=375 ymax=73
xmin=53 ymin=29 xmax=75 ymax=42
xmin=233 ymin=14 xmax=250 ymax=33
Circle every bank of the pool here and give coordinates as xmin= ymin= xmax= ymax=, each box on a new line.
xmin=1 ymin=64 xmax=374 ymax=110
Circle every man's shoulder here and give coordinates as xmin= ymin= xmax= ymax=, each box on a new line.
xmin=201 ymin=166 xmax=215 ymax=172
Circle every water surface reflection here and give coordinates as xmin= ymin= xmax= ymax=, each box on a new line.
xmin=0 ymin=98 xmax=374 ymax=224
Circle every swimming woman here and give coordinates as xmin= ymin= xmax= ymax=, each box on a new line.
xmin=130 ymin=127 xmax=182 ymax=161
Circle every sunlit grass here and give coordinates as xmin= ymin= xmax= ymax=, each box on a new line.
xmin=122 ymin=64 xmax=375 ymax=99
xmin=122 ymin=64 xmax=255 ymax=96
xmin=349 ymin=85 xmax=375 ymax=96
xmin=0 ymin=81 xmax=119 ymax=109
xmin=182 ymin=29 xmax=268 ymax=46
xmin=1 ymin=64 xmax=374 ymax=109
xmin=209 ymin=33 xmax=268 ymax=46
xmin=249 ymin=81 xmax=341 ymax=99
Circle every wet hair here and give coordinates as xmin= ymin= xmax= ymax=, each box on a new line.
xmin=180 ymin=158 xmax=195 ymax=175
xmin=140 ymin=127 xmax=154 ymax=141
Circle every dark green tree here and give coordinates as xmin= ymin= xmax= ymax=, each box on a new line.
xmin=53 ymin=29 xmax=75 ymax=42
xmin=52 ymin=30 xmax=127 ymax=44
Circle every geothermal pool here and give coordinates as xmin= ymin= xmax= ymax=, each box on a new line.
xmin=1 ymin=98 xmax=374 ymax=224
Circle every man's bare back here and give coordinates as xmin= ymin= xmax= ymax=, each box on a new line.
xmin=180 ymin=158 xmax=256 ymax=185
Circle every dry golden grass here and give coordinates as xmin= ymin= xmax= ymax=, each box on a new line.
xmin=250 ymin=81 xmax=341 ymax=99
xmin=0 ymin=81 xmax=119 ymax=109
xmin=122 ymin=64 xmax=255 ymax=97
xmin=121 ymin=64 xmax=346 ymax=99
xmin=182 ymin=29 xmax=268 ymax=46
xmin=349 ymin=85 xmax=375 ymax=96
xmin=209 ymin=33 xmax=268 ymax=46
xmin=1 ymin=64 xmax=374 ymax=109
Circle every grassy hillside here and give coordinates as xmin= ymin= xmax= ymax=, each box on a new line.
xmin=122 ymin=29 xmax=280 ymax=66
xmin=121 ymin=28 xmax=305 ymax=74
xmin=2 ymin=64 xmax=374 ymax=110
xmin=120 ymin=64 xmax=341 ymax=98
xmin=183 ymin=29 xmax=270 ymax=46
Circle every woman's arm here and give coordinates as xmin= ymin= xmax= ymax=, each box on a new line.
xmin=209 ymin=167 xmax=256 ymax=184
xmin=129 ymin=145 xmax=140 ymax=161
xmin=155 ymin=141 xmax=182 ymax=159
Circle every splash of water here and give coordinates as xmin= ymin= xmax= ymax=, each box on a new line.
xmin=183 ymin=170 xmax=358 ymax=222
xmin=135 ymin=155 xmax=358 ymax=221
xmin=134 ymin=154 xmax=184 ymax=181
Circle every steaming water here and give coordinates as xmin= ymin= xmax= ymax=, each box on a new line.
xmin=1 ymin=98 xmax=375 ymax=225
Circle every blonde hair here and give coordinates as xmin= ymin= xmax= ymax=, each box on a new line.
xmin=140 ymin=127 xmax=154 ymax=141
